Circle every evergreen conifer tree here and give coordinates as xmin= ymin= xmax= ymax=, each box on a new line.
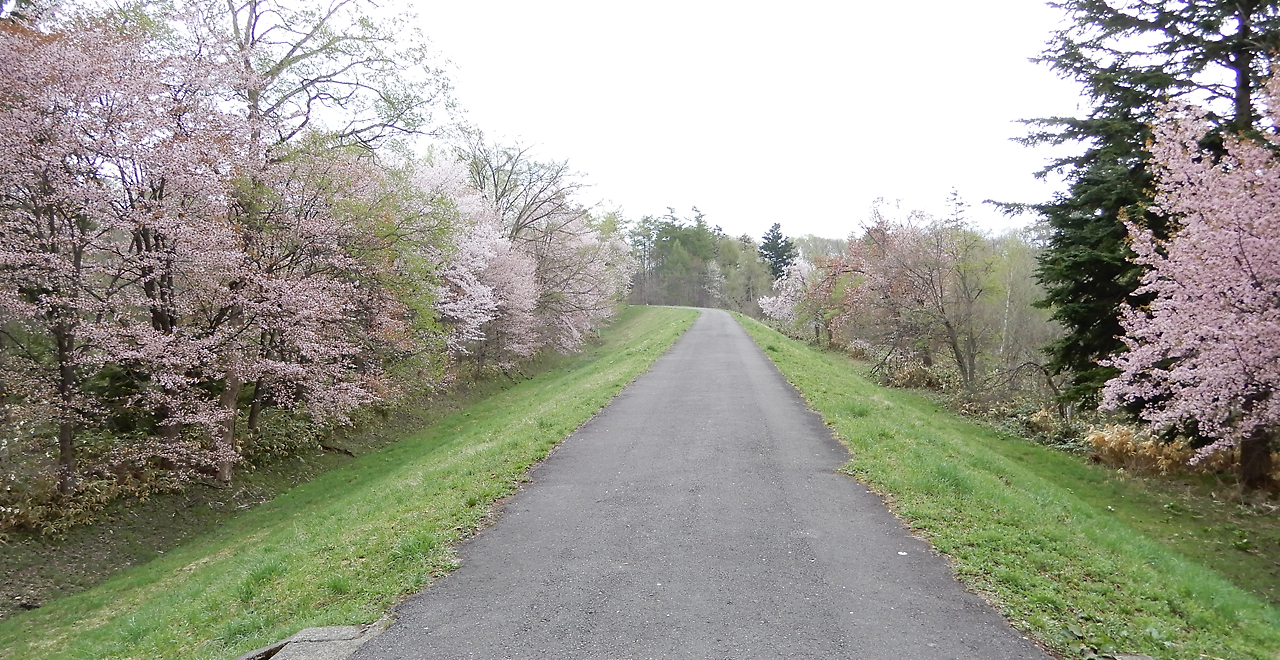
xmin=760 ymin=223 xmax=798 ymax=281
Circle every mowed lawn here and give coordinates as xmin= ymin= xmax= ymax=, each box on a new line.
xmin=736 ymin=313 xmax=1280 ymax=660
xmin=0 ymin=305 xmax=697 ymax=660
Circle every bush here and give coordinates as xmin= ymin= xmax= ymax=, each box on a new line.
xmin=1085 ymin=425 xmax=1194 ymax=474
xmin=877 ymin=357 xmax=955 ymax=390
xmin=239 ymin=410 xmax=325 ymax=459
xmin=0 ymin=429 xmax=204 ymax=535
xmin=1084 ymin=424 xmax=1280 ymax=482
xmin=843 ymin=338 xmax=876 ymax=360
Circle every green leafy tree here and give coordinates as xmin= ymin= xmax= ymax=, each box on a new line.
xmin=1021 ymin=0 xmax=1280 ymax=403
xmin=759 ymin=223 xmax=797 ymax=280
xmin=714 ymin=235 xmax=775 ymax=316
xmin=651 ymin=209 xmax=719 ymax=307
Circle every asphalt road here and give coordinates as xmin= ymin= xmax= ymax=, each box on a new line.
xmin=354 ymin=309 xmax=1052 ymax=660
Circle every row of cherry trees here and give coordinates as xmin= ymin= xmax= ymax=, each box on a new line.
xmin=0 ymin=6 xmax=632 ymax=516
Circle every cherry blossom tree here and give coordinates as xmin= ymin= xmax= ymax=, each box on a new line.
xmin=761 ymin=203 xmax=999 ymax=388
xmin=0 ymin=22 xmax=123 ymax=492
xmin=406 ymin=160 xmax=540 ymax=371
xmin=476 ymin=241 xmax=540 ymax=364
xmin=0 ymin=17 xmax=252 ymax=490
xmin=212 ymin=144 xmax=428 ymax=475
xmin=460 ymin=136 xmax=633 ymax=356
xmin=759 ymin=261 xmax=814 ymax=325
xmin=862 ymin=216 xmax=997 ymax=388
xmin=1102 ymin=81 xmax=1280 ymax=491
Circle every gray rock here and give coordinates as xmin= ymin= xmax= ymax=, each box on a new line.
xmin=273 ymin=638 xmax=367 ymax=660
xmin=231 ymin=618 xmax=392 ymax=660
xmin=286 ymin=626 xmax=365 ymax=643
xmin=230 ymin=640 xmax=287 ymax=660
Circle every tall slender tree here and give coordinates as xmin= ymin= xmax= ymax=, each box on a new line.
xmin=759 ymin=223 xmax=797 ymax=281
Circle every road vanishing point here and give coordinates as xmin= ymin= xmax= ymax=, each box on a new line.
xmin=355 ymin=309 xmax=1053 ymax=660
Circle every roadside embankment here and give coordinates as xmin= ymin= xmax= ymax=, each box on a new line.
xmin=737 ymin=313 xmax=1280 ymax=660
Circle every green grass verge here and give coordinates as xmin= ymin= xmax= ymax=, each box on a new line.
xmin=0 ymin=305 xmax=698 ymax=660
xmin=736 ymin=313 xmax=1280 ymax=660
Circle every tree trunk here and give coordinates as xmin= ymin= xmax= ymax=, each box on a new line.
xmin=55 ymin=320 xmax=76 ymax=495
xmin=1230 ymin=3 xmax=1256 ymax=134
xmin=246 ymin=376 xmax=265 ymax=435
xmin=57 ymin=416 xmax=75 ymax=495
xmin=963 ymin=330 xmax=979 ymax=390
xmin=1239 ymin=426 xmax=1276 ymax=493
xmin=942 ymin=321 xmax=972 ymax=388
xmin=217 ymin=370 xmax=241 ymax=483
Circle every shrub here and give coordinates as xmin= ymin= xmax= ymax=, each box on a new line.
xmin=1084 ymin=424 xmax=1280 ymax=483
xmin=1086 ymin=425 xmax=1194 ymax=474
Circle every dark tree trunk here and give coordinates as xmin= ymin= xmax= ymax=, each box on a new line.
xmin=1239 ymin=426 xmax=1276 ymax=493
xmin=154 ymin=401 xmax=182 ymax=472
xmin=55 ymin=319 xmax=76 ymax=495
xmin=1230 ymin=3 xmax=1257 ymax=134
xmin=246 ymin=376 xmax=265 ymax=435
xmin=217 ymin=370 xmax=241 ymax=483
xmin=57 ymin=418 xmax=75 ymax=495
xmin=942 ymin=320 xmax=973 ymax=388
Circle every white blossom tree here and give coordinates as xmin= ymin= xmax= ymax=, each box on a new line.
xmin=0 ymin=17 xmax=251 ymax=490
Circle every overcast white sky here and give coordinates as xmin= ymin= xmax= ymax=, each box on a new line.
xmin=415 ymin=1 xmax=1086 ymax=240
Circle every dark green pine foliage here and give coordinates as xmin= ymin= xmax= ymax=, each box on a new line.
xmin=759 ymin=223 xmax=797 ymax=281
xmin=1024 ymin=0 xmax=1280 ymax=404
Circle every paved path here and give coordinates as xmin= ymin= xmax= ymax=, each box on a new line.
xmin=355 ymin=309 xmax=1051 ymax=660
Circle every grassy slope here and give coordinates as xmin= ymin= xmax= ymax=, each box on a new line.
xmin=0 ymin=305 xmax=698 ymax=660
xmin=1 ymin=346 xmax=631 ymax=620
xmin=736 ymin=314 xmax=1280 ymax=660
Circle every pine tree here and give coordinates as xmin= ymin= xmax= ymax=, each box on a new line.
xmin=1023 ymin=0 xmax=1280 ymax=404
xmin=760 ymin=223 xmax=798 ymax=281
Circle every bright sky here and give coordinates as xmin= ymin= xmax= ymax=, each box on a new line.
xmin=416 ymin=1 xmax=1086 ymax=241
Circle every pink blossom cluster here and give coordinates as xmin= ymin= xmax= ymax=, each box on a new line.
xmin=0 ymin=20 xmax=260 ymax=477
xmin=1102 ymin=79 xmax=1280 ymax=460
xmin=409 ymin=161 xmax=541 ymax=363
xmin=417 ymin=160 xmax=633 ymax=369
